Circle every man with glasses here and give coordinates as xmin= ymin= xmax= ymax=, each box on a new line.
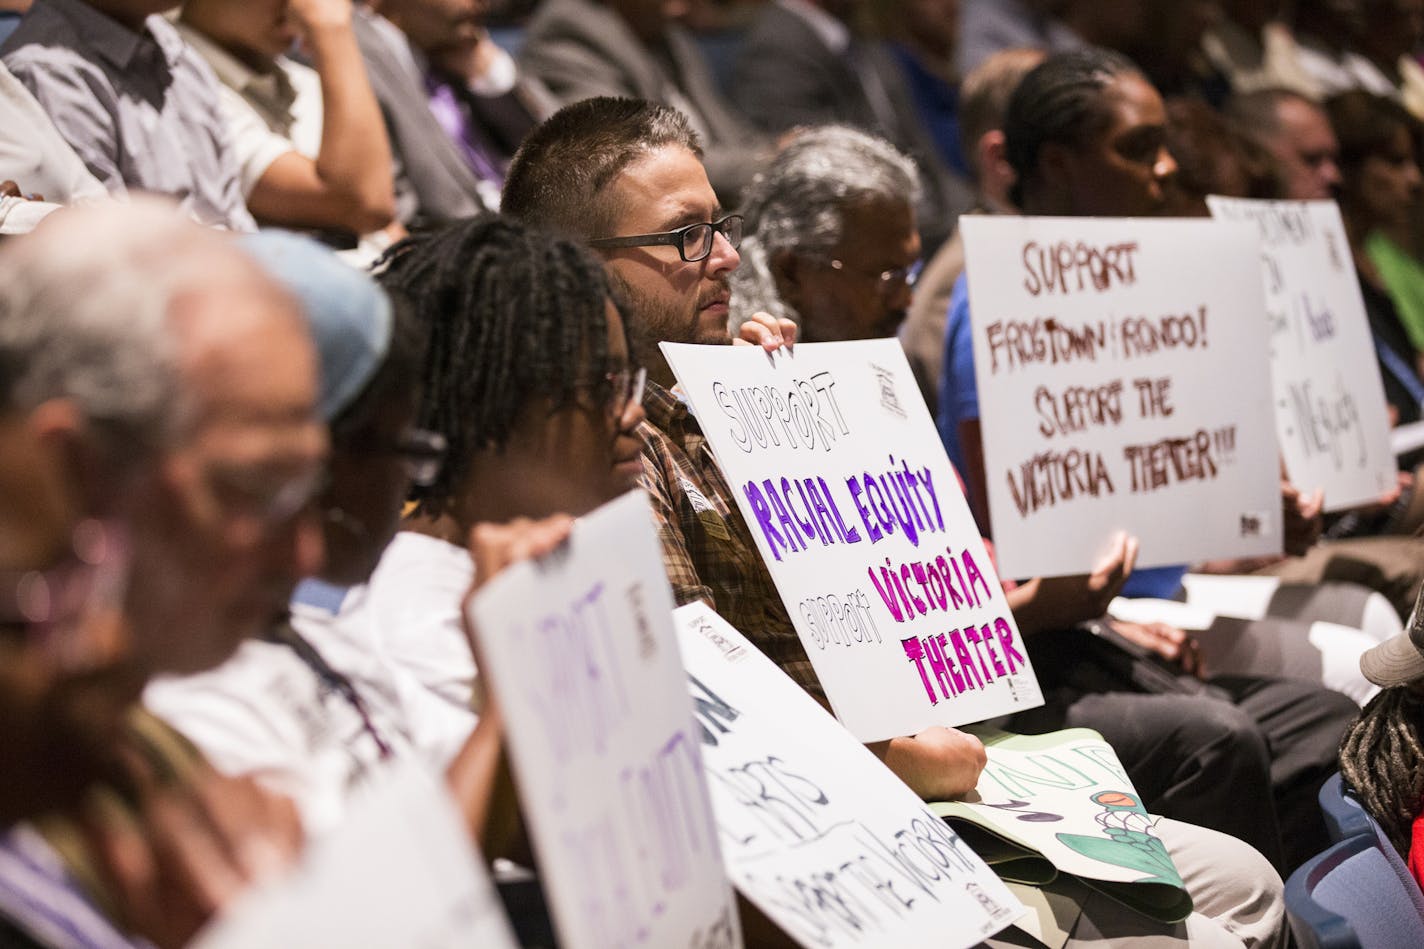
xmin=145 ymin=230 xmax=481 ymax=837
xmin=500 ymin=97 xmax=839 ymax=712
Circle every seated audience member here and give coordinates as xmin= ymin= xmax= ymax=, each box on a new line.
xmin=350 ymin=0 xmax=488 ymax=225
xmin=1 ymin=0 xmax=255 ymax=230
xmin=935 ymin=49 xmax=1362 ymax=870
xmin=1341 ymin=581 xmax=1424 ymax=889
xmin=1163 ymin=96 xmax=1283 ymax=216
xmin=871 ymin=0 xmax=970 ymax=177
xmin=900 ymin=47 xmax=1044 ymax=416
xmin=177 ymin=0 xmax=399 ymax=259
xmin=956 ymin=0 xmax=1145 ymax=76
xmin=374 ymin=0 xmax=551 ymax=211
xmin=943 ymin=54 xmax=1414 ymax=642
xmin=503 ymin=98 xmax=1290 ymax=948
xmin=518 ymin=0 xmax=770 ymax=204
xmin=1227 ymin=88 xmax=1344 ymax=201
xmin=1352 ymin=0 xmax=1424 ymax=118
xmin=0 ymin=60 xmax=106 ymax=233
xmin=728 ymin=0 xmax=972 ymax=255
xmin=0 ymin=201 xmax=323 ymax=947
xmin=1326 ymin=89 xmax=1424 ymax=423
xmin=358 ymin=214 xmax=646 ymax=719
xmin=1200 ymin=0 xmax=1320 ymax=98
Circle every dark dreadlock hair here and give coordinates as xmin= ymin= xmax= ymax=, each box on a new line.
xmin=1003 ymin=47 xmax=1144 ymax=209
xmin=375 ymin=213 xmax=617 ymax=514
xmin=1339 ymin=687 xmax=1424 ymax=857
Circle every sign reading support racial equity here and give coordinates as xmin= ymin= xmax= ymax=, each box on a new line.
xmin=195 ymin=764 xmax=518 ymax=949
xmin=961 ymin=216 xmax=1282 ymax=579
xmin=466 ymin=491 xmax=740 ymax=949
xmin=1207 ymin=198 xmax=1395 ymax=509
xmin=662 ymin=340 xmax=1042 ymax=743
xmin=675 ymin=602 xmax=1024 ymax=949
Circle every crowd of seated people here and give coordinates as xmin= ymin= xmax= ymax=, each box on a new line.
xmin=3 ymin=0 xmax=1424 ymax=945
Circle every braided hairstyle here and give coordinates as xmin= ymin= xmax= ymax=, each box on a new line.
xmin=1003 ymin=47 xmax=1144 ymax=209
xmin=375 ymin=213 xmax=616 ymax=515
xmin=1339 ymin=687 xmax=1424 ymax=857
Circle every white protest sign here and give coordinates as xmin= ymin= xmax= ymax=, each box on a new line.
xmin=933 ymin=730 xmax=1192 ymax=923
xmin=662 ymin=340 xmax=1042 ymax=743
xmin=466 ymin=491 xmax=740 ymax=949
xmin=961 ymin=216 xmax=1282 ymax=579
xmin=1207 ymin=198 xmax=1395 ymax=509
xmin=675 ymin=602 xmax=1023 ymax=948
xmin=194 ymin=763 xmax=518 ymax=949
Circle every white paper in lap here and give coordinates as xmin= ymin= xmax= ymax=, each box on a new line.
xmin=961 ymin=216 xmax=1282 ymax=578
xmin=467 ymin=492 xmax=741 ymax=949
xmin=662 ymin=340 xmax=1042 ymax=743
xmin=193 ymin=764 xmax=518 ymax=948
xmin=1207 ymin=198 xmax=1395 ymax=509
xmin=674 ymin=603 xmax=1024 ymax=949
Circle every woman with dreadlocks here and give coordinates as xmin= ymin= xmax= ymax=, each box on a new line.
xmin=1342 ymin=583 xmax=1424 ymax=889
xmin=363 ymin=212 xmax=647 ymax=720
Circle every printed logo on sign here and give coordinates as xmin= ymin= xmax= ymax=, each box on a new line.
xmin=681 ymin=478 xmax=716 ymax=514
xmin=692 ymin=615 xmax=748 ymax=663
xmin=1239 ymin=511 xmax=1266 ymax=537
xmin=871 ymin=362 xmax=907 ymax=420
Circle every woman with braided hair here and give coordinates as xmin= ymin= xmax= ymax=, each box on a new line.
xmin=363 ymin=211 xmax=648 ymax=718
xmin=1345 ymin=584 xmax=1424 ymax=888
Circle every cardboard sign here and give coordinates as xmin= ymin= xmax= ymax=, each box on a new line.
xmin=194 ymin=764 xmax=518 ymax=948
xmin=662 ymin=340 xmax=1043 ymax=743
xmin=933 ymin=730 xmax=1191 ymax=924
xmin=466 ymin=491 xmax=740 ymax=949
xmin=1207 ymin=198 xmax=1394 ymax=509
xmin=674 ymin=602 xmax=1023 ymax=948
xmin=961 ymin=216 xmax=1282 ymax=578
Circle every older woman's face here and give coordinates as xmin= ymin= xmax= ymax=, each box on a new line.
xmin=1354 ymin=126 xmax=1423 ymax=230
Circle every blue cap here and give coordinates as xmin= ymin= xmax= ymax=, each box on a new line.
xmin=238 ymin=230 xmax=393 ymax=421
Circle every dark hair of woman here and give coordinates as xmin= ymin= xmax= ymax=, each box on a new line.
xmin=374 ymin=213 xmax=617 ymax=515
xmin=1339 ymin=686 xmax=1424 ymax=856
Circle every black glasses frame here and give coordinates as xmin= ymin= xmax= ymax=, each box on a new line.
xmin=588 ymin=215 xmax=743 ymax=262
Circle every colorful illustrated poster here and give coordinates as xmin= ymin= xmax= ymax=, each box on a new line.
xmin=195 ymin=764 xmax=518 ymax=948
xmin=663 ymin=340 xmax=1043 ymax=742
xmin=1208 ymin=197 xmax=1394 ymax=509
xmin=467 ymin=492 xmax=741 ymax=949
xmin=933 ymin=729 xmax=1192 ymax=923
xmin=675 ymin=602 xmax=1024 ymax=948
xmin=961 ymin=216 xmax=1282 ymax=579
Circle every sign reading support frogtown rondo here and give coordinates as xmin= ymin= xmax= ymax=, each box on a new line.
xmin=675 ymin=602 xmax=1024 ymax=949
xmin=466 ymin=491 xmax=741 ymax=949
xmin=961 ymin=216 xmax=1282 ymax=579
xmin=1207 ymin=198 xmax=1395 ymax=510
xmin=662 ymin=340 xmax=1042 ymax=742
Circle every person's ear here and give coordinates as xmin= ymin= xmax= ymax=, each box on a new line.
xmin=771 ymin=249 xmax=808 ymax=314
xmin=28 ymin=399 xmax=101 ymax=518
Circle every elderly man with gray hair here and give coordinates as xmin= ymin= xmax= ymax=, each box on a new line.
xmin=0 ymin=200 xmax=320 ymax=946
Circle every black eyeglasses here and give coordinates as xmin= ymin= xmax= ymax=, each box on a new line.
xmin=588 ymin=215 xmax=743 ymax=262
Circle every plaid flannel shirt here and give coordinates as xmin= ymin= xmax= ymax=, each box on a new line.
xmin=639 ymin=381 xmax=826 ymax=700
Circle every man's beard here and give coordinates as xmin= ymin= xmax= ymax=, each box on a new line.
xmin=608 ymin=273 xmax=731 ymax=373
